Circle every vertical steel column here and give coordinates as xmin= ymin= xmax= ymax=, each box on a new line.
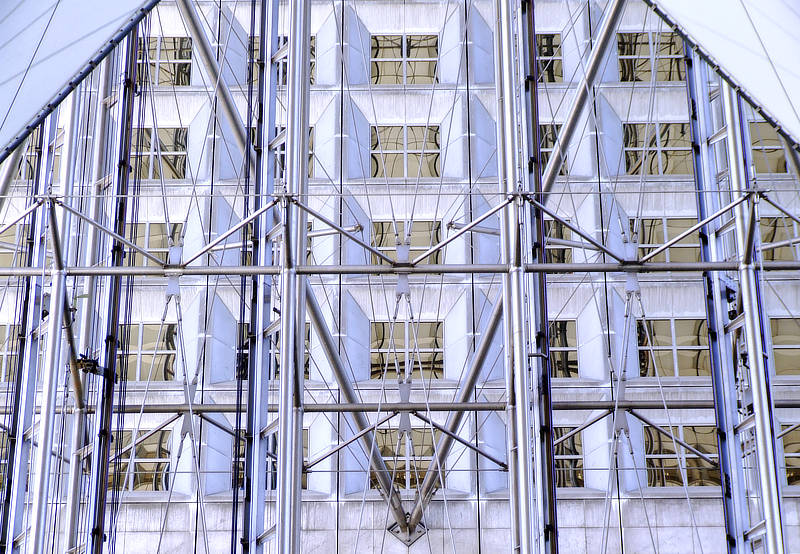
xmin=64 ymin=57 xmax=112 ymax=552
xmin=494 ymin=0 xmax=535 ymax=551
xmin=87 ymin=31 xmax=138 ymax=554
xmin=275 ymin=0 xmax=311 ymax=551
xmin=520 ymin=0 xmax=558 ymax=550
xmin=1 ymin=121 xmax=52 ymax=554
xmin=722 ymin=81 xmax=786 ymax=554
xmin=685 ymin=50 xmax=746 ymax=553
xmin=242 ymin=0 xmax=277 ymax=551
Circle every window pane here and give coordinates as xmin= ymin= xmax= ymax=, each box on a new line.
xmin=674 ymin=319 xmax=707 ymax=347
xmin=770 ymin=318 xmax=800 ymax=345
xmin=655 ymin=57 xmax=684 ymax=81
xmin=371 ymin=153 xmax=404 ymax=178
xmin=618 ymin=33 xmax=650 ymax=56
xmin=676 ymin=349 xmax=710 ymax=376
xmin=157 ymin=128 xmax=187 ymax=152
xmin=637 ymin=319 xmax=671 ymax=347
xmin=656 ymin=33 xmax=682 ymax=56
xmin=619 ymin=58 xmax=651 ymax=82
xmin=774 ymin=348 xmax=800 ymax=375
xmin=407 ymin=153 xmax=440 ymax=178
xmin=549 ymin=320 xmax=576 ymax=348
xmin=371 ymin=61 xmax=403 ymax=84
xmin=372 ymin=126 xmax=404 ymax=150
xmin=407 ymin=35 xmax=437 ymax=58
xmin=371 ymin=35 xmax=403 ymax=58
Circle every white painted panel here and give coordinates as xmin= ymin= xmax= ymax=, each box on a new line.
xmin=649 ymin=0 xmax=800 ymax=145
xmin=0 ymin=0 xmax=150 ymax=156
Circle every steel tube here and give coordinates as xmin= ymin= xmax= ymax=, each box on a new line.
xmin=8 ymin=260 xmax=800 ymax=278
xmin=275 ymin=0 xmax=311 ymax=550
xmin=175 ymin=0 xmax=256 ymax=174
xmin=305 ymin=283 xmax=409 ymax=533
xmin=723 ymin=81 xmax=785 ymax=554
xmin=65 ymin=57 xmax=111 ymax=552
xmin=495 ymin=0 xmax=536 ymax=549
xmin=406 ymin=301 xmax=502 ymax=530
xmin=540 ymin=0 xmax=627 ymax=195
xmin=0 ymin=139 xmax=28 ymax=216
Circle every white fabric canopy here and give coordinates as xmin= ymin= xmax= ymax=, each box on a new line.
xmin=0 ymin=0 xmax=152 ymax=160
xmin=648 ymin=0 xmax=800 ymax=147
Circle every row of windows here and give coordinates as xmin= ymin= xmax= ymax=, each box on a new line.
xmin=124 ymin=117 xmax=787 ymax=182
xmin=98 ymin=418 xmax=800 ymax=493
xmin=537 ymin=32 xmax=684 ymax=84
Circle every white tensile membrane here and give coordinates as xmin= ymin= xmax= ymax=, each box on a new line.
xmin=649 ymin=0 xmax=800 ymax=146
xmin=0 ymin=0 xmax=150 ymax=159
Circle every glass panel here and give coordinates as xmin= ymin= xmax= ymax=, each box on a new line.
xmin=676 ymin=349 xmax=711 ymax=377
xmin=659 ymin=123 xmax=690 ymax=148
xmin=662 ymin=150 xmax=692 ymax=174
xmin=372 ymin=126 xmax=404 ymax=150
xmin=371 ymin=35 xmax=403 ymax=58
xmin=655 ymin=56 xmax=684 ymax=81
xmin=549 ymin=320 xmax=576 ymax=348
xmin=674 ymin=319 xmax=707 ymax=346
xmin=656 ymin=33 xmax=682 ymax=56
xmin=774 ymin=348 xmax=800 ymax=375
xmin=617 ymin=33 xmax=650 ymax=56
xmin=407 ymin=153 xmax=440 ymax=178
xmin=157 ymin=128 xmax=187 ymax=152
xmin=637 ymin=319 xmax=671 ymax=347
xmin=407 ymin=126 xmax=440 ymax=151
xmin=371 ymin=61 xmax=403 ymax=84
xmin=407 ymin=35 xmax=437 ymax=58
xmin=770 ymin=318 xmax=800 ymax=345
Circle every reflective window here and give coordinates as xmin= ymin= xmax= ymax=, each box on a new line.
xmin=125 ymin=222 xmax=184 ymax=266
xmin=108 ymin=430 xmax=172 ymax=491
xmin=0 ymin=225 xmax=29 ymax=268
xmin=370 ymin=125 xmax=441 ymax=179
xmin=617 ymin=32 xmax=684 ymax=82
xmin=554 ymin=427 xmax=583 ymax=487
xmin=631 ymin=216 xmax=700 ymax=263
xmin=374 ymin=427 xmax=442 ymax=489
xmin=118 ymin=322 xmax=178 ymax=381
xmin=781 ymin=425 xmax=800 ymax=485
xmin=759 ymin=217 xmax=798 ymax=262
xmin=549 ymin=320 xmax=577 ymax=378
xmin=637 ymin=318 xmax=710 ymax=377
xmin=137 ymin=37 xmax=192 ymax=87
xmin=131 ymin=127 xmax=188 ymax=180
xmin=536 ymin=34 xmax=563 ymax=83
xmin=371 ymin=35 xmax=438 ymax=85
xmin=371 ymin=220 xmax=441 ymax=265
xmin=749 ymin=121 xmax=788 ymax=174
xmin=539 ymin=124 xmax=567 ymax=175
xmin=770 ymin=318 xmax=800 ymax=375
xmin=0 ymin=325 xmax=20 ymax=382
xmin=623 ymin=123 xmax=692 ymax=175
xmin=644 ymin=425 xmax=719 ymax=486
xmin=543 ymin=219 xmax=572 ymax=264
xmin=370 ymin=321 xmax=443 ymax=380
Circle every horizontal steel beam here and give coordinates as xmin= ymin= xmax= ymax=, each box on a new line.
xmin=17 ymin=399 xmax=800 ymax=415
xmin=3 ymin=260 xmax=800 ymax=277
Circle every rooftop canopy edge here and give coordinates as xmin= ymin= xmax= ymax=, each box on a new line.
xmin=0 ymin=0 xmax=159 ymax=163
xmin=645 ymin=0 xmax=800 ymax=149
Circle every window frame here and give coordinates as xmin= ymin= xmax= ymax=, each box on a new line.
xmin=632 ymin=216 xmax=701 ymax=263
xmin=370 ymin=319 xmax=444 ymax=381
xmin=118 ymin=321 xmax=178 ymax=382
xmin=370 ymin=125 xmax=441 ymax=179
xmin=553 ymin=427 xmax=583 ymax=487
xmin=643 ymin=424 xmax=719 ymax=487
xmin=770 ymin=317 xmax=800 ymax=376
xmin=131 ymin=126 xmax=189 ymax=180
xmin=373 ymin=426 xmax=443 ymax=490
xmin=370 ymin=34 xmax=439 ymax=85
xmin=617 ymin=31 xmax=684 ymax=82
xmin=371 ymin=220 xmax=442 ymax=265
xmin=137 ymin=36 xmax=193 ymax=87
xmin=108 ymin=429 xmax=172 ymax=492
xmin=549 ymin=320 xmax=578 ymax=378
xmin=536 ymin=33 xmax=563 ymax=83
xmin=637 ymin=317 xmax=710 ymax=378
xmin=622 ymin=122 xmax=692 ymax=176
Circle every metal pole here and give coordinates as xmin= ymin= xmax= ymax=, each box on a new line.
xmin=0 ymin=139 xmax=27 ymax=216
xmin=28 ymin=204 xmax=69 ymax=554
xmin=406 ymin=301 xmax=502 ymax=530
xmin=275 ymin=0 xmax=310 ymax=550
xmin=722 ymin=81 xmax=785 ymax=554
xmin=540 ymin=0 xmax=627 ymax=194
xmin=305 ymin=284 xmax=409 ymax=533
xmin=494 ymin=0 xmax=535 ymax=551
xmin=64 ymin=57 xmax=112 ymax=552
xmin=175 ymin=0 xmax=256 ymax=174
